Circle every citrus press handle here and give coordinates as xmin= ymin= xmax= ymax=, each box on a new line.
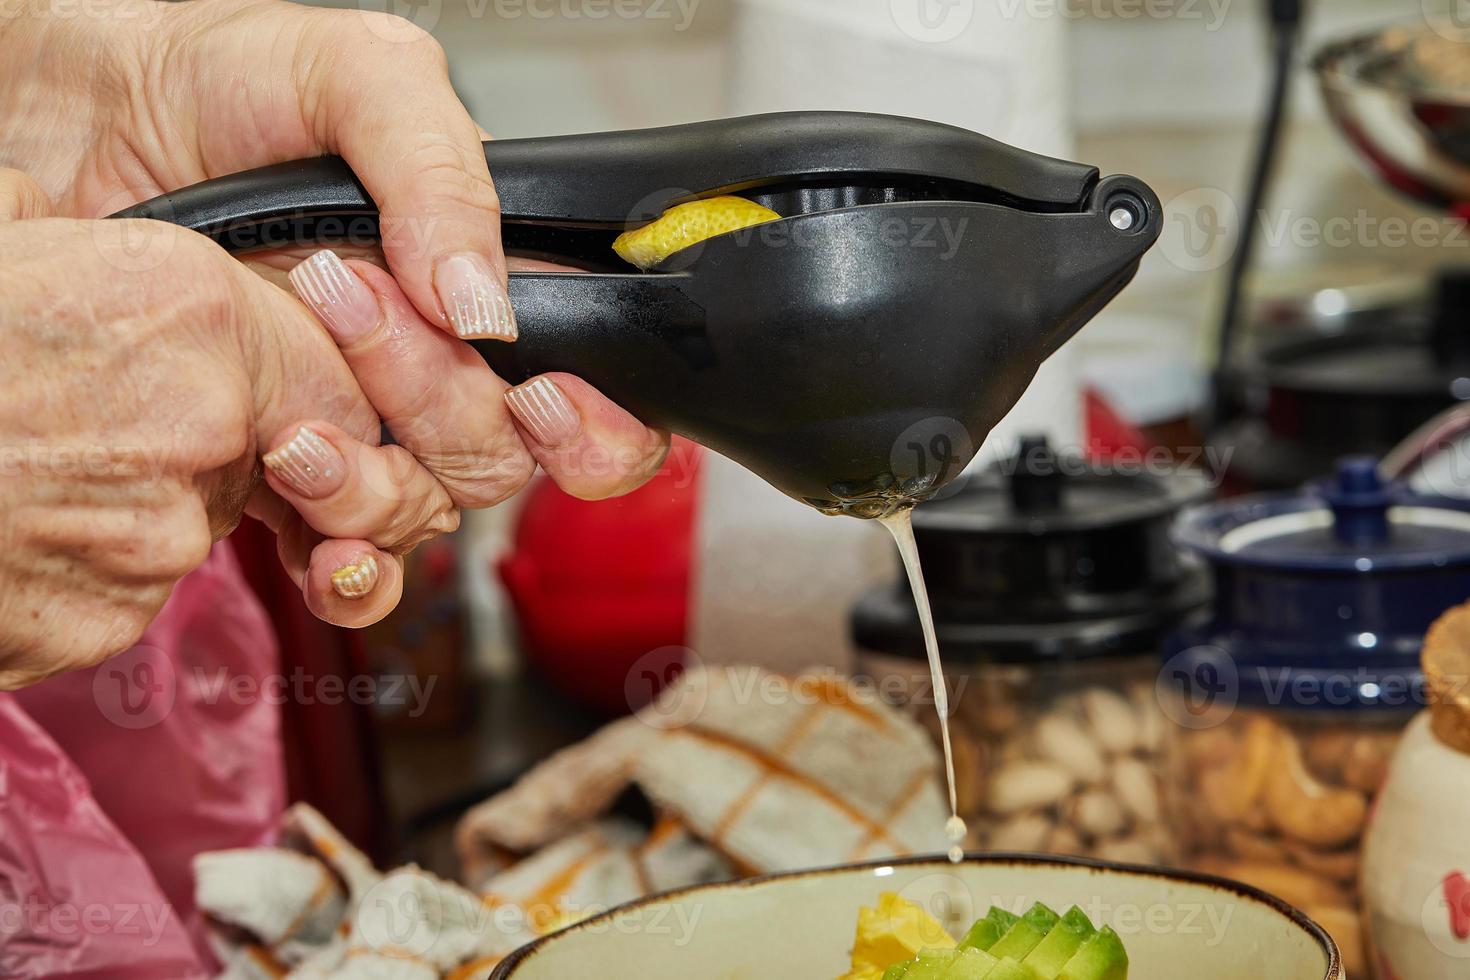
xmin=109 ymin=111 xmax=1101 ymax=248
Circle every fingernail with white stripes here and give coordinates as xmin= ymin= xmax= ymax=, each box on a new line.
xmin=288 ymin=250 xmax=381 ymax=343
xmin=435 ymin=252 xmax=517 ymax=341
xmin=331 ymin=553 xmax=380 ymax=600
xmin=263 ymin=426 xmax=345 ymax=499
xmin=505 ymin=377 xmax=581 ymax=448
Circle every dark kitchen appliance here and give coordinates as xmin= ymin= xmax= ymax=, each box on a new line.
xmin=112 ymin=112 xmax=1161 ymax=517
xmin=1209 ymin=18 xmax=1470 ymax=491
xmin=1214 ymin=271 xmax=1470 ymax=490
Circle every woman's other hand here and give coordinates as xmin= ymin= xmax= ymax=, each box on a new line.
xmin=3 ymin=0 xmax=511 ymax=339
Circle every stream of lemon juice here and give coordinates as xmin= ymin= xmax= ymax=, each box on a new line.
xmin=878 ymin=508 xmax=967 ymax=864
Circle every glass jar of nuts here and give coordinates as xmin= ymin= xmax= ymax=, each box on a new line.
xmin=1163 ymin=459 xmax=1470 ymax=980
xmin=853 ymin=438 xmax=1210 ymax=866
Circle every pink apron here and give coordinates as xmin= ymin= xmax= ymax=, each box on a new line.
xmin=1 ymin=543 xmax=284 ymax=977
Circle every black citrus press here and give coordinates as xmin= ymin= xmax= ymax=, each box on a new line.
xmin=113 ymin=112 xmax=1162 ymax=517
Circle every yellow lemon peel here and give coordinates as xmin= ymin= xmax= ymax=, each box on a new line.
xmin=612 ymin=195 xmax=780 ymax=270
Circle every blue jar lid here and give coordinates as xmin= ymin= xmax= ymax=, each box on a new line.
xmin=1175 ymin=457 xmax=1470 ymax=571
xmin=1165 ymin=458 xmax=1470 ymax=712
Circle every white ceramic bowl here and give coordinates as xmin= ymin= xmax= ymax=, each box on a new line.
xmin=491 ymin=854 xmax=1341 ymax=980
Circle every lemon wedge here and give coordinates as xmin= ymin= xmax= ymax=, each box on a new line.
xmin=612 ymin=195 xmax=780 ymax=270
xmin=837 ymin=892 xmax=956 ymax=980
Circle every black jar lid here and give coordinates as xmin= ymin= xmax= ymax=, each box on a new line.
xmin=1214 ymin=269 xmax=1470 ymax=489
xmin=851 ymin=437 xmax=1212 ymax=664
xmin=1233 ymin=268 xmax=1470 ymax=397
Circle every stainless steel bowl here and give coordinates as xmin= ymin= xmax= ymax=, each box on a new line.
xmin=1314 ymin=22 xmax=1470 ymax=210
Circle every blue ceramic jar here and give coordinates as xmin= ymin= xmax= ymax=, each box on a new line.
xmin=1163 ymin=458 xmax=1470 ymax=979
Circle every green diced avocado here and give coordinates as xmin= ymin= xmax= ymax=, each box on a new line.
xmin=960 ymin=908 xmax=1020 ymax=953
xmin=942 ymin=945 xmax=999 ymax=980
xmin=959 ymin=919 xmax=1003 ymax=952
xmin=905 ymin=948 xmax=962 ymax=980
xmin=983 ymin=957 xmax=1033 ymax=980
xmin=989 ymin=907 xmax=1022 ymax=932
xmin=1023 ymin=906 xmax=1097 ymax=980
xmin=1057 ymin=926 xmax=1128 ymax=980
xmin=988 ymin=903 xmax=1060 ymax=962
xmin=883 ymin=962 xmax=914 ymax=980
xmin=1020 ymin=903 xmax=1061 ymax=931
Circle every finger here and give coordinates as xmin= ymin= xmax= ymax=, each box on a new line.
xmin=219 ymin=249 xmax=382 ymax=453
xmin=244 ymin=243 xmax=385 ymax=287
xmin=504 ymin=373 xmax=670 ymax=500
xmin=0 ymin=169 xmax=54 ymax=220
xmin=246 ymin=485 xmax=319 ymax=589
xmin=257 ymin=484 xmax=402 ymax=623
xmin=245 ymin=482 xmax=292 ymax=535
xmin=261 ymin=420 xmax=459 ymax=553
xmin=303 ymin=539 xmax=404 ymax=628
xmin=303 ymin=18 xmax=514 ymax=342
xmin=287 ymin=250 xmax=535 ymax=508
xmin=276 ymin=520 xmax=314 ymax=589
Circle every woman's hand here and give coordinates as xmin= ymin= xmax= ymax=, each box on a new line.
xmin=0 ymin=0 xmax=675 ymax=680
xmin=1 ymin=0 xmax=673 ymax=485
xmin=0 ymin=194 xmax=362 ymax=683
xmin=2 ymin=0 xmax=511 ymax=339
xmin=261 ymin=248 xmax=669 ymax=630
xmin=0 ymin=167 xmax=668 ymax=687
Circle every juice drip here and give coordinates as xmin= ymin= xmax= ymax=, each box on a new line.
xmin=879 ymin=508 xmax=968 ymax=864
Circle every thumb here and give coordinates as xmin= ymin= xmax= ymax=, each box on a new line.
xmin=0 ymin=169 xmax=55 ymax=220
xmin=300 ymin=15 xmax=514 ymax=344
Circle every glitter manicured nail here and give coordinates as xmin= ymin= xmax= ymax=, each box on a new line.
xmin=434 ymin=252 xmax=517 ymax=340
xmin=288 ymin=250 xmax=381 ymax=343
xmin=263 ymin=426 xmax=343 ymax=499
xmin=505 ymin=377 xmax=581 ymax=448
xmin=330 ymin=553 xmax=379 ymax=599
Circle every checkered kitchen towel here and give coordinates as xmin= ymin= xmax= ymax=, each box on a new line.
xmin=459 ymin=666 xmax=949 ymax=887
xmin=196 ymin=668 xmax=950 ymax=978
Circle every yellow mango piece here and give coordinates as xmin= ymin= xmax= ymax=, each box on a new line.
xmin=836 ymin=892 xmax=956 ymax=980
xmin=612 ymin=196 xmax=780 ymax=270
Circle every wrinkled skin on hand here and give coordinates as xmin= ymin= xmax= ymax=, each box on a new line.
xmin=0 ymin=210 xmax=381 ymax=687
xmin=0 ymin=0 xmax=498 ymax=306
xmin=0 ymin=0 xmax=670 ymax=687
